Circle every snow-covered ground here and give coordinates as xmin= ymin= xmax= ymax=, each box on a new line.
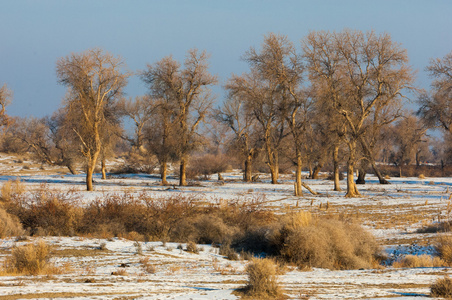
xmin=0 ymin=156 xmax=451 ymax=299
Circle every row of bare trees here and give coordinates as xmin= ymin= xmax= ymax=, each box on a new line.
xmin=0 ymin=29 xmax=450 ymax=196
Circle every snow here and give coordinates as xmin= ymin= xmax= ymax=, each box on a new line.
xmin=0 ymin=158 xmax=452 ymax=299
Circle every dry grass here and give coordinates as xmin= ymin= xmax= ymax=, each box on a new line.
xmin=242 ymin=258 xmax=284 ymax=299
xmin=436 ymin=235 xmax=452 ymax=264
xmin=185 ymin=241 xmax=200 ymax=254
xmin=139 ymin=257 xmax=156 ymax=274
xmin=2 ymin=241 xmax=54 ymax=275
xmin=431 ymin=276 xmax=452 ymax=298
xmin=0 ymin=179 xmax=25 ymax=203
xmin=0 ymin=207 xmax=23 ymax=238
xmin=276 ymin=214 xmax=380 ymax=270
xmin=111 ymin=268 xmax=128 ymax=276
xmin=392 ymin=254 xmax=446 ymax=268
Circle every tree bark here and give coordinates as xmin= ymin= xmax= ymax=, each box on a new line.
xmin=66 ymin=162 xmax=77 ymax=175
xmin=295 ymin=152 xmax=302 ymax=196
xmin=86 ymin=162 xmax=95 ymax=191
xmin=356 ymin=168 xmax=366 ymax=184
xmin=160 ymin=160 xmax=168 ymax=185
xmin=333 ymin=145 xmax=341 ymax=191
xmin=101 ymin=158 xmax=107 ymax=180
xmin=244 ymin=155 xmax=252 ymax=182
xmin=269 ymin=153 xmax=279 ymax=184
xmin=179 ymin=157 xmax=187 ymax=186
xmin=345 ymin=141 xmax=360 ymax=197
xmin=359 ymin=137 xmax=389 ymax=184
xmin=311 ymin=161 xmax=324 ymax=179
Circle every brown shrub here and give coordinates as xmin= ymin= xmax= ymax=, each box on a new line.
xmin=139 ymin=257 xmax=156 ymax=274
xmin=0 ymin=207 xmax=23 ymax=238
xmin=436 ymin=235 xmax=452 ymax=264
xmin=194 ymin=214 xmax=239 ymax=244
xmin=392 ymin=254 xmax=445 ymax=268
xmin=7 ymin=186 xmax=82 ymax=236
xmin=276 ymin=216 xmax=380 ymax=270
xmin=0 ymin=179 xmax=25 ymax=203
xmin=186 ymin=241 xmax=200 ymax=254
xmin=244 ymin=258 xmax=283 ymax=299
xmin=431 ymin=276 xmax=452 ymax=298
xmin=186 ymin=153 xmax=230 ymax=180
xmin=4 ymin=240 xmax=52 ymax=275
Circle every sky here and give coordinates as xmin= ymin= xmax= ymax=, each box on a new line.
xmin=1 ymin=0 xmax=451 ymax=118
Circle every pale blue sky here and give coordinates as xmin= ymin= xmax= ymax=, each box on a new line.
xmin=1 ymin=0 xmax=451 ymax=117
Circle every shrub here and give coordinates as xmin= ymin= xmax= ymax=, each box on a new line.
xmin=1 ymin=179 xmax=25 ymax=203
xmin=0 ymin=207 xmax=24 ymax=238
xmin=436 ymin=235 xmax=452 ymax=264
xmin=186 ymin=154 xmax=230 ymax=180
xmin=431 ymin=276 xmax=452 ymax=298
xmin=244 ymin=258 xmax=283 ymax=299
xmin=14 ymin=188 xmax=82 ymax=236
xmin=194 ymin=214 xmax=239 ymax=244
xmin=276 ymin=216 xmax=380 ymax=270
xmin=219 ymin=244 xmax=239 ymax=261
xmin=4 ymin=240 xmax=52 ymax=275
xmin=392 ymin=254 xmax=445 ymax=268
xmin=139 ymin=257 xmax=156 ymax=274
xmin=186 ymin=241 xmax=199 ymax=254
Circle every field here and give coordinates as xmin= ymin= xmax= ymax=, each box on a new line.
xmin=0 ymin=155 xmax=452 ymax=299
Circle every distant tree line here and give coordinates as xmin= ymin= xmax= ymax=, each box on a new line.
xmin=0 ymin=29 xmax=450 ymax=196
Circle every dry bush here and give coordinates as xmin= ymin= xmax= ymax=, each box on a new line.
xmin=0 ymin=179 xmax=25 ymax=203
xmin=186 ymin=241 xmax=200 ymax=254
xmin=139 ymin=257 xmax=156 ymax=274
xmin=111 ymin=268 xmax=128 ymax=276
xmin=244 ymin=258 xmax=284 ymax=299
xmin=417 ymin=221 xmax=452 ymax=234
xmin=436 ymin=235 xmax=452 ymax=264
xmin=431 ymin=276 xmax=452 ymax=298
xmin=7 ymin=186 xmax=82 ymax=236
xmin=275 ymin=215 xmax=380 ymax=270
xmin=194 ymin=214 xmax=239 ymax=244
xmin=4 ymin=240 xmax=52 ymax=275
xmin=219 ymin=244 xmax=239 ymax=260
xmin=111 ymin=152 xmax=157 ymax=174
xmin=0 ymin=207 xmax=23 ymax=238
xmin=392 ymin=254 xmax=445 ymax=268
xmin=186 ymin=154 xmax=230 ymax=180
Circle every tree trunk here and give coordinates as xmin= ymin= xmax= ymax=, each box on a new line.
xmin=311 ymin=161 xmax=324 ymax=179
xmin=333 ymin=145 xmax=341 ymax=191
xmin=179 ymin=157 xmax=187 ymax=186
xmin=359 ymin=136 xmax=389 ymax=184
xmin=356 ymin=168 xmax=366 ymax=184
xmin=295 ymin=152 xmax=302 ymax=196
xmin=160 ymin=161 xmax=168 ymax=185
xmin=101 ymin=158 xmax=107 ymax=180
xmin=269 ymin=153 xmax=279 ymax=184
xmin=244 ymin=155 xmax=252 ymax=182
xmin=86 ymin=161 xmax=95 ymax=191
xmin=371 ymin=162 xmax=389 ymax=184
xmin=66 ymin=162 xmax=77 ymax=175
xmin=345 ymin=142 xmax=360 ymax=197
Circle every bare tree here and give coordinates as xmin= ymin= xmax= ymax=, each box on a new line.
xmin=47 ymin=108 xmax=81 ymax=174
xmin=389 ymin=114 xmax=428 ymax=176
xmin=303 ymin=30 xmax=413 ymax=197
xmin=141 ymin=49 xmax=217 ymax=186
xmin=118 ymin=96 xmax=154 ymax=154
xmin=217 ymin=92 xmax=260 ymax=182
xmin=56 ymin=48 xmax=129 ymax=191
xmin=418 ymin=51 xmax=452 ymax=135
